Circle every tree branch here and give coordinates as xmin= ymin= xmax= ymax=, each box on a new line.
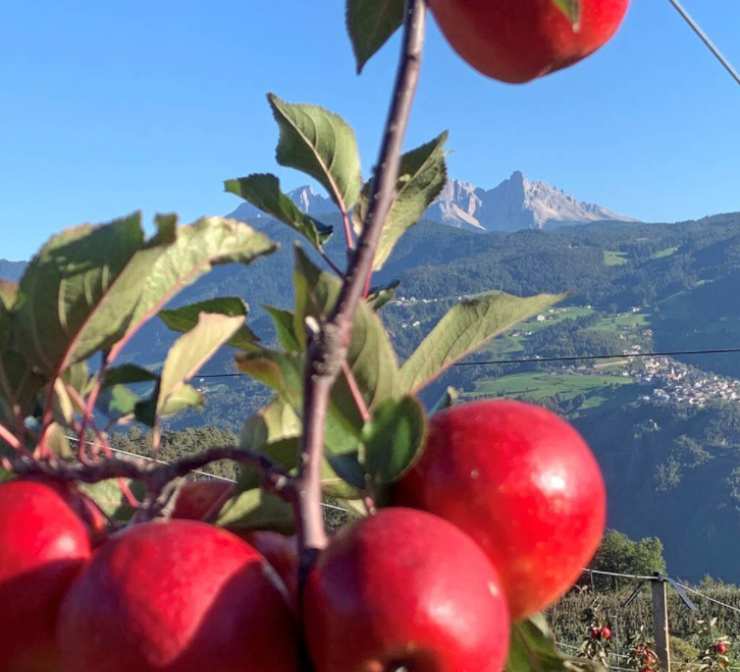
xmin=296 ymin=0 xmax=426 ymax=577
xmin=4 ymin=446 xmax=295 ymax=501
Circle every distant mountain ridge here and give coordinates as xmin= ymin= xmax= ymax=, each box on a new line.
xmin=227 ymin=170 xmax=637 ymax=232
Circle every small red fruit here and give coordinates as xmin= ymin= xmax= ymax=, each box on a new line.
xmin=395 ymin=399 xmax=606 ymax=619
xmin=171 ymin=479 xmax=234 ymax=520
xmin=304 ymin=507 xmax=510 ymax=672
xmin=428 ymin=0 xmax=630 ymax=83
xmin=57 ymin=519 xmax=298 ymax=672
xmin=590 ymin=626 xmax=602 ymax=640
xmin=600 ymin=626 xmax=612 ymax=640
xmin=714 ymin=642 xmax=729 ymax=655
xmin=0 ymin=479 xmax=92 ymax=672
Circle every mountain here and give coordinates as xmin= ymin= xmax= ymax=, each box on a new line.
xmin=226 ymin=171 xmax=636 ymax=233
xmin=425 ymin=171 xmax=637 ymax=232
xmin=0 ymin=260 xmax=27 ymax=282
xmin=228 ymin=185 xmax=336 ymax=222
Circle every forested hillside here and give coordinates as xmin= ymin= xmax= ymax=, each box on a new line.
xmin=3 ymin=210 xmax=740 ymax=581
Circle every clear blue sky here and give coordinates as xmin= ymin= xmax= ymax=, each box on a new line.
xmin=1 ymin=1 xmax=738 ymax=260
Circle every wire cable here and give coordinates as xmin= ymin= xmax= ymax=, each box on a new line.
xmin=671 ymin=580 xmax=740 ymax=615
xmin=667 ymin=0 xmax=740 ymax=85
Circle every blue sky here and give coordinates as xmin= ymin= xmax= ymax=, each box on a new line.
xmin=1 ymin=1 xmax=738 ymax=260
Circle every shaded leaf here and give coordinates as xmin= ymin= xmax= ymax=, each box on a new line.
xmin=135 ymin=383 xmax=202 ymax=426
xmin=98 ymin=384 xmax=139 ymax=419
xmin=155 ymin=313 xmax=244 ymax=417
xmin=367 ymin=280 xmax=399 ymax=311
xmin=400 ymin=291 xmax=564 ymax=393
xmin=159 ymin=297 xmax=260 ymax=352
xmin=363 ymin=395 xmax=426 ymax=485
xmin=224 ymin=173 xmax=332 ymax=249
xmin=346 ymin=0 xmax=405 ymax=73
xmin=264 ymin=305 xmax=301 ymax=352
xmin=216 ymin=487 xmax=294 ymax=534
xmin=353 ymin=132 xmax=448 ymax=270
xmin=268 ymin=93 xmax=362 ymax=211
xmin=507 ymin=614 xmax=605 ymax=672
xmin=292 ymin=247 xmax=400 ymax=410
xmin=103 ymin=364 xmax=158 ymax=388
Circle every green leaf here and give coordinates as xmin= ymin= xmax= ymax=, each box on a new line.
xmin=353 ymin=132 xmax=448 ymax=270
xmin=264 ymin=306 xmax=301 ymax=352
xmin=551 ymin=0 xmax=582 ymax=29
xmin=0 ymin=350 xmax=45 ymax=422
xmin=400 ymin=291 xmax=565 ymax=393
xmin=103 ymin=364 xmax=158 ymax=388
xmin=507 ymin=614 xmax=605 ymax=672
xmin=268 ymin=93 xmax=362 ymax=211
xmin=224 ymin=173 xmax=332 ymax=250
xmin=135 ymin=383 xmax=202 ymax=426
xmin=159 ymin=297 xmax=260 ymax=352
xmin=216 ymin=488 xmax=294 ymax=534
xmin=13 ymin=213 xmax=276 ymax=377
xmin=292 ymin=248 xmax=400 ymax=409
xmin=98 ymin=384 xmax=139 ymax=419
xmin=346 ymin=0 xmax=405 ymax=73
xmin=155 ymin=313 xmax=244 ymax=417
xmin=367 ymin=280 xmax=400 ymax=311
xmin=363 ymin=395 xmax=426 ymax=485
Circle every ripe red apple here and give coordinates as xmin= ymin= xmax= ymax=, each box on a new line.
xmin=0 ymin=479 xmax=92 ymax=672
xmin=600 ymin=626 xmax=612 ymax=640
xmin=590 ymin=626 xmax=602 ymax=640
xmin=57 ymin=519 xmax=298 ymax=672
xmin=394 ymin=399 xmax=606 ymax=620
xmin=244 ymin=531 xmax=298 ymax=609
xmin=428 ymin=0 xmax=630 ymax=83
xmin=171 ymin=479 xmax=235 ymax=520
xmin=714 ymin=642 xmax=729 ymax=655
xmin=303 ymin=507 xmax=510 ymax=672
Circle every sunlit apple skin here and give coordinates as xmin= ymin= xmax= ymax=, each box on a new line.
xmin=304 ymin=507 xmax=510 ymax=672
xmin=57 ymin=519 xmax=298 ymax=672
xmin=428 ymin=0 xmax=630 ymax=83
xmin=0 ymin=479 xmax=92 ymax=672
xmin=394 ymin=399 xmax=606 ymax=620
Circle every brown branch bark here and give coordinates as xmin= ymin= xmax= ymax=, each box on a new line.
xmin=4 ymin=446 xmax=294 ymax=501
xmin=295 ymin=0 xmax=427 ymax=578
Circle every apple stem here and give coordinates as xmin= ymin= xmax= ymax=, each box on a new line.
xmin=293 ymin=0 xmax=427 ymax=594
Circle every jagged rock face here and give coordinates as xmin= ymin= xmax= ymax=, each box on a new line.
xmin=430 ymin=171 xmax=636 ymax=232
xmin=425 ymin=180 xmax=487 ymax=231
xmin=227 ymin=172 xmax=636 ymax=233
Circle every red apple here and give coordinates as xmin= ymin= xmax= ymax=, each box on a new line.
xmin=304 ymin=507 xmax=510 ymax=672
xmin=244 ymin=531 xmax=299 ymax=609
xmin=428 ymin=0 xmax=629 ymax=83
xmin=171 ymin=479 xmax=234 ymax=520
xmin=394 ymin=399 xmax=606 ymax=620
xmin=0 ymin=479 xmax=92 ymax=672
xmin=714 ymin=642 xmax=729 ymax=655
xmin=57 ymin=519 xmax=298 ymax=672
xmin=600 ymin=626 xmax=612 ymax=640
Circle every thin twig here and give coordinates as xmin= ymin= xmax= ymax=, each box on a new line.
xmin=296 ymin=0 xmax=426 ymax=579
xmin=5 ymin=445 xmax=295 ymax=501
xmin=0 ymin=422 xmax=22 ymax=452
xmin=341 ymin=361 xmax=371 ymax=423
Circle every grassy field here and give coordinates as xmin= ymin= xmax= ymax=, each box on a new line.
xmin=651 ymin=245 xmax=680 ymax=259
xmin=604 ymin=250 xmax=629 ymax=266
xmin=469 ymin=372 xmax=633 ymax=406
xmin=586 ymin=311 xmax=648 ymax=334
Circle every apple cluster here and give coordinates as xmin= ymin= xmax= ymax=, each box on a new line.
xmin=0 ymin=399 xmax=606 ymax=671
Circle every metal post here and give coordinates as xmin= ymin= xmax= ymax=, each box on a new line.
xmin=651 ymin=575 xmax=672 ymax=672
